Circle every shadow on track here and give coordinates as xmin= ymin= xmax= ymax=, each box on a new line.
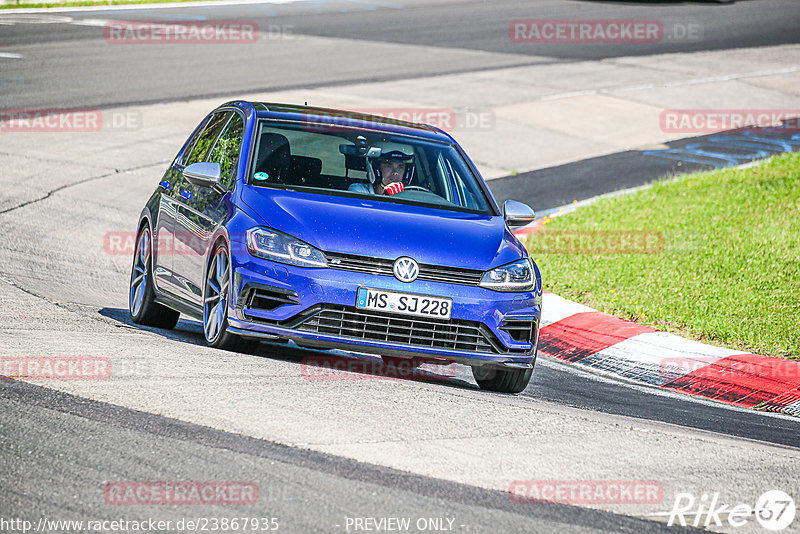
xmin=99 ymin=307 xmax=477 ymax=391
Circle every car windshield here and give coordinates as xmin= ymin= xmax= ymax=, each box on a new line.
xmin=249 ymin=120 xmax=494 ymax=215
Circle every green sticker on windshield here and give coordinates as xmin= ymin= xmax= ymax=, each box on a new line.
xmin=254 ymin=172 xmax=270 ymax=181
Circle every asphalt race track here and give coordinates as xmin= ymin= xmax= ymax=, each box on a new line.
xmin=1 ymin=378 xmax=690 ymax=534
xmin=2 ymin=1 xmax=800 ymax=532
xmin=1 ymin=0 xmax=800 ymax=108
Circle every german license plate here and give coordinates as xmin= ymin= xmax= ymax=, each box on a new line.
xmin=356 ymin=287 xmax=452 ymax=320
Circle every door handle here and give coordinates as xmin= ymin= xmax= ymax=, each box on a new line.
xmin=159 ymin=180 xmax=172 ymax=191
xmin=179 ymin=190 xmax=192 ymax=201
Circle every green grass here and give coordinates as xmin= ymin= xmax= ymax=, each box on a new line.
xmin=524 ymin=151 xmax=800 ymax=360
xmin=1 ymin=0 xmax=218 ymax=9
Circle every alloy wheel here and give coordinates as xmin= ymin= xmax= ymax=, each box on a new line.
xmin=129 ymin=228 xmax=150 ymax=317
xmin=204 ymin=246 xmax=230 ymax=343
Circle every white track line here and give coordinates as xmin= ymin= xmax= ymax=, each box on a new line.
xmin=1 ymin=0 xmax=305 ymax=15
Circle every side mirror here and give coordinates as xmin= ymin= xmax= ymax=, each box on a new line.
xmin=504 ymin=200 xmax=536 ymax=229
xmin=183 ymin=162 xmax=223 ymax=190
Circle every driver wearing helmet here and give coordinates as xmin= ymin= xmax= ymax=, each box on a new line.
xmin=348 ymin=142 xmax=414 ymax=196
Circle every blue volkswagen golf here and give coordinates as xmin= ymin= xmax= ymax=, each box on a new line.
xmin=130 ymin=101 xmax=542 ymax=393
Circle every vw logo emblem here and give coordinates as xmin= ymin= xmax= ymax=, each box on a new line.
xmin=393 ymin=257 xmax=419 ymax=283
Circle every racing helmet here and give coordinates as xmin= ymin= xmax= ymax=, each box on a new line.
xmin=366 ymin=141 xmax=415 ymax=185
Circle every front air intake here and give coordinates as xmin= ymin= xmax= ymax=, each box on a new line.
xmin=241 ymin=285 xmax=298 ymax=312
xmin=500 ymin=318 xmax=538 ymax=344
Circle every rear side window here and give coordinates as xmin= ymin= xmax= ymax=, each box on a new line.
xmin=208 ymin=113 xmax=244 ymax=189
xmin=183 ymin=111 xmax=232 ymax=167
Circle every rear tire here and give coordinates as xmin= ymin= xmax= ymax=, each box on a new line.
xmin=203 ymin=242 xmax=260 ymax=354
xmin=129 ymin=224 xmax=180 ymax=329
xmin=472 ymin=365 xmax=533 ymax=394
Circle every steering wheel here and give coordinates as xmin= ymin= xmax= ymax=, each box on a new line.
xmin=403 ymin=185 xmax=432 ymax=193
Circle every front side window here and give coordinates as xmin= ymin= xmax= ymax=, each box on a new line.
xmin=184 ymin=111 xmax=232 ymax=167
xmin=249 ymin=120 xmax=493 ymax=215
xmin=208 ymin=113 xmax=244 ymax=189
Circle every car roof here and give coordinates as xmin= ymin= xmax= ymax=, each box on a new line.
xmin=216 ymin=100 xmax=455 ymax=143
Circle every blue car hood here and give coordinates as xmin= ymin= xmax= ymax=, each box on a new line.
xmin=240 ymin=187 xmax=525 ymax=271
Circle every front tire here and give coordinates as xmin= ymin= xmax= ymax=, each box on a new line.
xmin=203 ymin=242 xmax=259 ymax=353
xmin=129 ymin=224 xmax=180 ymax=329
xmin=472 ymin=365 xmax=533 ymax=394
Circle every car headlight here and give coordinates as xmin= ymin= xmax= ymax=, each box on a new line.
xmin=246 ymin=228 xmax=327 ymax=268
xmin=480 ymin=258 xmax=534 ymax=292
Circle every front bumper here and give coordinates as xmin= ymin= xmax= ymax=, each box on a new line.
xmin=227 ymin=255 xmax=541 ymax=367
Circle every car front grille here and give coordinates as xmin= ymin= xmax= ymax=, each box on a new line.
xmin=325 ymin=251 xmax=483 ymax=286
xmin=289 ymin=305 xmax=530 ymax=356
